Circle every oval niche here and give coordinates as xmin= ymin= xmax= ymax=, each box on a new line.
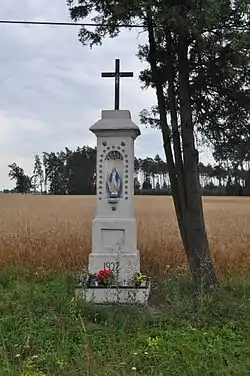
xmin=104 ymin=150 xmax=124 ymax=198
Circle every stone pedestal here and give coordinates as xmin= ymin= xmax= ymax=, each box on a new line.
xmin=77 ymin=110 xmax=150 ymax=304
xmin=89 ymin=217 xmax=140 ymax=281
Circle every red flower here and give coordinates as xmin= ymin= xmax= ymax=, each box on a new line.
xmin=96 ymin=269 xmax=113 ymax=282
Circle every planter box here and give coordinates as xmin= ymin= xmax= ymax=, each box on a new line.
xmin=75 ymin=275 xmax=151 ymax=304
xmin=86 ymin=275 xmax=149 ymax=288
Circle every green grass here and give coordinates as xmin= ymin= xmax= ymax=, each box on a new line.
xmin=0 ymin=269 xmax=250 ymax=375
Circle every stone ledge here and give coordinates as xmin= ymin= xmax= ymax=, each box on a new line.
xmin=90 ymin=110 xmax=141 ymax=137
xmin=102 ymin=110 xmax=131 ymax=119
xmin=75 ymin=284 xmax=151 ymax=304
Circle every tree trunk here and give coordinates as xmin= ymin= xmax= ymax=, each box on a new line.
xmin=166 ymin=31 xmax=187 ymax=225
xmin=146 ymin=9 xmax=219 ymax=293
xmin=178 ymin=32 xmax=220 ymax=292
xmin=146 ymin=11 xmax=190 ymax=253
xmin=246 ymin=168 xmax=250 ymax=195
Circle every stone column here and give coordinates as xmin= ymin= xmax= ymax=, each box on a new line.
xmin=88 ymin=110 xmax=141 ymax=283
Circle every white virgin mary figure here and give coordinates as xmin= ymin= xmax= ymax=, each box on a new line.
xmin=107 ymin=167 xmax=121 ymax=197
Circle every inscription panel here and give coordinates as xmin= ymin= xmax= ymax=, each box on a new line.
xmin=101 ymin=229 xmax=125 ymax=250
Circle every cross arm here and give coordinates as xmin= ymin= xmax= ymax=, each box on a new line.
xmin=101 ymin=72 xmax=116 ymax=77
xmin=120 ymin=72 xmax=133 ymax=77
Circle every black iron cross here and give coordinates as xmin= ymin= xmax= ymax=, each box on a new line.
xmin=101 ymin=59 xmax=133 ymax=110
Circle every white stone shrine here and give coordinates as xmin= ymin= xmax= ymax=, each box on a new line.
xmin=89 ymin=109 xmax=140 ymax=278
xmin=76 ymin=59 xmax=150 ymax=304
xmin=76 ymin=110 xmax=150 ymax=303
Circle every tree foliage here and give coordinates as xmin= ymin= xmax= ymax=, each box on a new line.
xmin=67 ymin=0 xmax=250 ymax=167
xmin=42 ymin=146 xmax=96 ymax=195
xmin=33 ymin=154 xmax=44 ymax=193
xmin=8 ymin=163 xmax=32 ymax=194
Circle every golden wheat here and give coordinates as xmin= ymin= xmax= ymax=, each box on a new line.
xmin=0 ymin=194 xmax=249 ymax=277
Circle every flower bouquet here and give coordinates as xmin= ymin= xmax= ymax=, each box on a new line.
xmin=132 ymin=272 xmax=147 ymax=287
xmin=96 ymin=269 xmax=114 ymax=287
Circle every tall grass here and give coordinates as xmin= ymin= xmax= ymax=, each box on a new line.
xmin=0 ymin=195 xmax=249 ymax=277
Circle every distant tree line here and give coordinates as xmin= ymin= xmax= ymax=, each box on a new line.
xmin=5 ymin=145 xmax=250 ymax=196
xmin=7 ymin=146 xmax=96 ymax=195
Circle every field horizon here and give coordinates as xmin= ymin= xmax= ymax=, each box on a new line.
xmin=1 ymin=195 xmax=250 ymax=278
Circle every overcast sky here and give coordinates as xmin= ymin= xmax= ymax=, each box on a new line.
xmin=0 ymin=0 xmax=213 ymax=189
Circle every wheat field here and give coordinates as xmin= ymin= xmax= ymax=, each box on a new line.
xmin=0 ymin=194 xmax=250 ymax=277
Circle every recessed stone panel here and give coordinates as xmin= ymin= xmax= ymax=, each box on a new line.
xmin=101 ymin=229 xmax=125 ymax=250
